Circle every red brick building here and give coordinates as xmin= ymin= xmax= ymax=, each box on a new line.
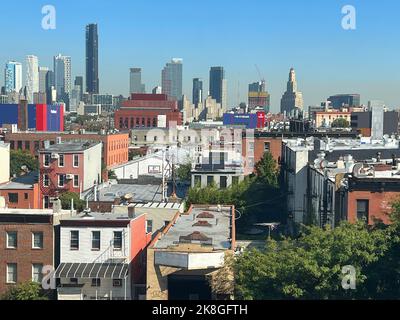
xmin=4 ymin=131 xmax=129 ymax=169
xmin=38 ymin=142 xmax=102 ymax=209
xmin=0 ymin=173 xmax=40 ymax=209
xmin=0 ymin=210 xmax=56 ymax=295
xmin=114 ymin=93 xmax=182 ymax=130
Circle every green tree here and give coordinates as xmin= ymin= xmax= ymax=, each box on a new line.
xmin=10 ymin=150 xmax=39 ymax=177
xmin=108 ymin=169 xmax=117 ymax=180
xmin=1 ymin=281 xmax=49 ymax=300
xmin=254 ymin=152 xmax=278 ymax=187
xmin=331 ymin=117 xmax=349 ymax=128
xmin=176 ymin=163 xmax=192 ymax=182
xmin=59 ymin=192 xmax=86 ymax=212
xmin=234 ymin=221 xmax=390 ymax=299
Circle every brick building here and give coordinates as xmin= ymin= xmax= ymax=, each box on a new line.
xmin=0 ymin=173 xmax=40 ymax=209
xmin=4 ymin=131 xmax=129 ymax=169
xmin=114 ymin=93 xmax=182 ymax=130
xmin=38 ymin=141 xmax=102 ymax=209
xmin=0 ymin=207 xmax=71 ymax=296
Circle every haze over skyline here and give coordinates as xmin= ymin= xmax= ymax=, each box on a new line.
xmin=1 ymin=0 xmax=400 ymax=112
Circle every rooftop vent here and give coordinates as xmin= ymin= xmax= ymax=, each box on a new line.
xmin=197 ymin=211 xmax=215 ymax=219
xmin=192 ymin=220 xmax=212 ymax=227
xmin=179 ymin=231 xmax=212 ymax=243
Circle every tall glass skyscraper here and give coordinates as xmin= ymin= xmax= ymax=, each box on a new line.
xmin=161 ymin=58 xmax=183 ymax=101
xmin=192 ymin=78 xmax=203 ymax=105
xmin=86 ymin=23 xmax=99 ymax=94
xmin=54 ymin=54 xmax=72 ymax=100
xmin=26 ymin=55 xmax=39 ymax=103
xmin=4 ymin=61 xmax=22 ymax=94
xmin=209 ymin=66 xmax=227 ymax=111
xmin=130 ymin=68 xmax=145 ymax=94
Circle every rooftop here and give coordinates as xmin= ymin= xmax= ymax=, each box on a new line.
xmin=154 ymin=205 xmax=234 ymax=251
xmin=40 ymin=141 xmax=100 ymax=153
xmin=61 ymin=211 xmax=140 ymax=222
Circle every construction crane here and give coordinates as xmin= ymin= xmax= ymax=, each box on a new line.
xmin=254 ymin=64 xmax=265 ymax=84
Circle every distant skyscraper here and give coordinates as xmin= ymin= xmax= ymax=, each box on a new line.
xmin=54 ymin=54 xmax=72 ymax=100
xmin=161 ymin=58 xmax=183 ymax=101
xmin=152 ymin=86 xmax=162 ymax=94
xmin=86 ymin=23 xmax=99 ymax=94
xmin=4 ymin=61 xmax=22 ymax=94
xmin=130 ymin=68 xmax=145 ymax=94
xmin=248 ymin=80 xmax=270 ymax=112
xmin=280 ymin=68 xmax=303 ymax=115
xmin=327 ymin=94 xmax=361 ymax=109
xmin=38 ymin=67 xmax=49 ymax=93
xmin=26 ymin=55 xmax=39 ymax=103
xmin=209 ymin=67 xmax=227 ymax=111
xmin=192 ymin=78 xmax=203 ymax=105
xmin=74 ymin=76 xmax=84 ymax=101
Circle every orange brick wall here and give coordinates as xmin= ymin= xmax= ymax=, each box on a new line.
xmin=347 ymin=190 xmax=399 ymax=225
xmin=0 ymin=184 xmax=39 ymax=209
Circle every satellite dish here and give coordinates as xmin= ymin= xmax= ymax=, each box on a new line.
xmin=123 ymin=193 xmax=133 ymax=200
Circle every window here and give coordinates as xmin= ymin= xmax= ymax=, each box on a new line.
xmin=59 ymin=154 xmax=64 ymax=167
xmin=17 ymin=141 xmax=22 ymax=149
xmin=73 ymin=154 xmax=79 ymax=167
xmin=113 ymin=231 xmax=122 ymax=250
xmin=264 ymin=142 xmax=271 ymax=152
xmin=232 ymin=176 xmax=239 ymax=186
xmin=113 ymin=279 xmax=122 ymax=287
xmin=356 ymin=200 xmax=369 ymax=223
xmin=44 ymin=154 xmax=50 ymax=167
xmin=25 ymin=141 xmax=30 ymax=150
xmin=220 ymin=176 xmax=228 ymax=189
xmin=58 ymin=175 xmax=65 ymax=187
xmin=6 ymin=231 xmax=17 ymax=248
xmin=32 ymin=232 xmax=44 ymax=249
xmin=146 ymin=220 xmax=153 ymax=233
xmin=43 ymin=196 xmax=50 ymax=209
xmin=73 ymin=175 xmax=79 ymax=188
xmin=6 ymin=264 xmax=17 ymax=283
xmin=8 ymin=193 xmax=18 ymax=203
xmin=32 ymin=264 xmax=43 ymax=283
xmin=194 ymin=175 xmax=201 ymax=186
xmin=70 ymin=231 xmax=79 ymax=250
xmin=148 ymin=165 xmax=161 ymax=174
xmin=43 ymin=174 xmax=49 ymax=187
xmin=91 ymin=278 xmax=101 ymax=287
xmin=70 ymin=278 xmax=78 ymax=285
xmin=92 ymin=231 xmax=101 ymax=250
xmin=207 ymin=176 xmax=214 ymax=186
xmin=24 ymin=193 xmax=28 ymax=200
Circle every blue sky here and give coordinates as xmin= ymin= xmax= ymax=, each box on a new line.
xmin=1 ymin=0 xmax=400 ymax=112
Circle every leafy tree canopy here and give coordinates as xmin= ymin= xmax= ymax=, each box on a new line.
xmin=10 ymin=150 xmax=38 ymax=177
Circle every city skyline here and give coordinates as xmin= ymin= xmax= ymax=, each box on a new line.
xmin=0 ymin=0 xmax=400 ymax=111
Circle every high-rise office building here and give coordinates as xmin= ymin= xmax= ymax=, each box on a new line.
xmin=209 ymin=66 xmax=227 ymax=111
xmin=280 ymin=68 xmax=303 ymax=115
xmin=192 ymin=78 xmax=203 ymax=105
xmin=5 ymin=61 xmax=22 ymax=94
xmin=74 ymin=76 xmax=84 ymax=101
xmin=53 ymin=54 xmax=72 ymax=100
xmin=248 ymin=80 xmax=270 ymax=112
xmin=38 ymin=67 xmax=49 ymax=93
xmin=161 ymin=58 xmax=183 ymax=101
xmin=86 ymin=23 xmax=99 ymax=94
xmin=26 ymin=55 xmax=39 ymax=103
xmin=327 ymin=94 xmax=361 ymax=109
xmin=130 ymin=68 xmax=145 ymax=94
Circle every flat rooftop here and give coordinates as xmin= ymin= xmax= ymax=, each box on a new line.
xmin=40 ymin=142 xmax=100 ymax=153
xmin=92 ymin=184 xmax=164 ymax=202
xmin=61 ymin=211 xmax=141 ymax=221
xmin=154 ymin=205 xmax=234 ymax=251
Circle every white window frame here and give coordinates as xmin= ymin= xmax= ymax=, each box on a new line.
xmin=32 ymin=232 xmax=44 ymax=249
xmin=58 ymin=174 xmax=65 ymax=188
xmin=58 ymin=154 xmax=64 ymax=167
xmin=43 ymin=174 xmax=49 ymax=187
xmin=6 ymin=231 xmax=17 ymax=249
xmin=73 ymin=154 xmax=79 ymax=168
xmin=32 ymin=264 xmax=43 ymax=283
xmin=43 ymin=154 xmax=50 ymax=167
xmin=6 ymin=263 xmax=17 ymax=284
xmin=73 ymin=175 xmax=79 ymax=188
